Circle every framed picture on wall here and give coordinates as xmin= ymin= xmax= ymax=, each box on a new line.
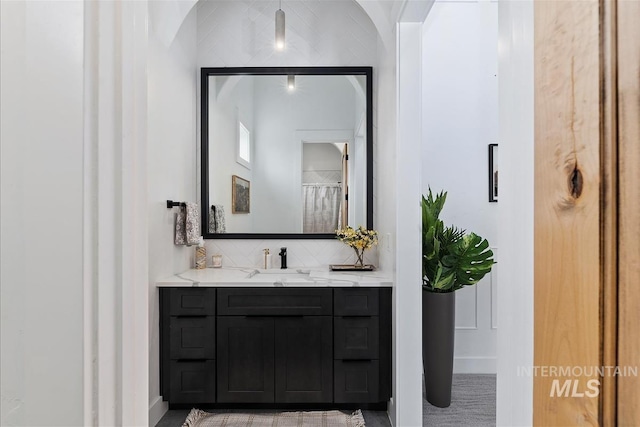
xmin=232 ymin=175 xmax=250 ymax=214
xmin=488 ymin=144 xmax=498 ymax=202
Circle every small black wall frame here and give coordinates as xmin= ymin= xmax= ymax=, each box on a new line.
xmin=488 ymin=143 xmax=498 ymax=203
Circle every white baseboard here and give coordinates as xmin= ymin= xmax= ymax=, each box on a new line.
xmin=453 ymin=356 xmax=496 ymax=374
xmin=149 ymin=396 xmax=168 ymax=427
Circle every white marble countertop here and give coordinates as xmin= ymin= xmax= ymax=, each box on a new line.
xmin=156 ymin=267 xmax=393 ymax=287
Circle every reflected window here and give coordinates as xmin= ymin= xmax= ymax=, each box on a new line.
xmin=237 ymin=121 xmax=251 ymax=168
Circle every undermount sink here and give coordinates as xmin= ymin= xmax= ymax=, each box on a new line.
xmin=281 ymin=278 xmax=322 ymax=286
xmin=248 ymin=269 xmax=316 ymax=285
xmin=245 ymin=269 xmax=358 ymax=286
xmin=252 ymin=269 xmax=310 ymax=275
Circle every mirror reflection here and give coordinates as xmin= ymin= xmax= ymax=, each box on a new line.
xmin=202 ymin=69 xmax=371 ymax=237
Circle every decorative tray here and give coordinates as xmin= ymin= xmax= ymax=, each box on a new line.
xmin=329 ymin=264 xmax=376 ymax=272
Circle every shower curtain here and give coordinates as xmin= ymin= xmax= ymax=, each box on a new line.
xmin=302 ymin=184 xmax=342 ymax=233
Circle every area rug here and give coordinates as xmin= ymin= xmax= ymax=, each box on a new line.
xmin=182 ymin=408 xmax=365 ymax=427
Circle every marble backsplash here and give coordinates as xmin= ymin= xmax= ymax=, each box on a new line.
xmin=203 ymin=239 xmax=379 ymax=270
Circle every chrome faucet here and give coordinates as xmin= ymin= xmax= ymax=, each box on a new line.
xmin=279 ymin=247 xmax=287 ymax=269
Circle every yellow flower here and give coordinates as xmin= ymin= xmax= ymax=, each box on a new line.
xmin=336 ymin=225 xmax=379 ymax=250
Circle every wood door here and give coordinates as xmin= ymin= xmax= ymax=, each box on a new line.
xmin=534 ymin=0 xmax=640 ymax=424
xmin=534 ymin=1 xmax=601 ymax=423
xmin=341 ymin=143 xmax=348 ymax=227
xmin=217 ymin=317 xmax=274 ymax=403
xmin=616 ymin=0 xmax=640 ymax=423
xmin=274 ymin=316 xmax=333 ymax=403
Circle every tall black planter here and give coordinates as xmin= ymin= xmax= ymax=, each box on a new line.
xmin=422 ymin=290 xmax=455 ymax=408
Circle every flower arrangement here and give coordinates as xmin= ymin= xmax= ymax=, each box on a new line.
xmin=336 ymin=225 xmax=378 ymax=267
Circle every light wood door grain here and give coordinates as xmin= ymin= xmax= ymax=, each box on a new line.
xmin=534 ymin=0 xmax=640 ymax=424
xmin=600 ymin=0 xmax=618 ymax=424
xmin=616 ymin=0 xmax=640 ymax=424
xmin=534 ymin=0 xmax=602 ymax=424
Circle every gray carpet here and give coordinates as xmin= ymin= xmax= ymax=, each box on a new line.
xmin=155 ymin=374 xmax=496 ymax=427
xmin=424 ymin=374 xmax=496 ymax=427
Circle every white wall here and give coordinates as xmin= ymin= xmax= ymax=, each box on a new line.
xmin=393 ymin=22 xmax=426 ymax=427
xmin=207 ymin=75 xmax=255 ymax=233
xmin=370 ymin=18 xmax=402 ymax=423
xmin=374 ymin=41 xmax=397 ymax=279
xmin=0 ymin=2 xmax=85 ymax=424
xmin=147 ymin=5 xmax=198 ymax=424
xmin=422 ymin=0 xmax=498 ymax=373
xmin=196 ymin=0 xmax=378 ymax=67
xmin=352 ymin=83 xmax=368 ymax=228
xmin=252 ymin=75 xmax=356 ymax=232
xmin=302 ymin=143 xmax=342 ymax=176
xmin=2 ymin=1 xmax=150 ymax=425
xmin=496 ymin=0 xmax=534 ymax=424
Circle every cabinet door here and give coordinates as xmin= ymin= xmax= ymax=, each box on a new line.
xmin=169 ymin=360 xmax=216 ymax=404
xmin=275 ymin=316 xmax=333 ymax=403
xmin=217 ymin=316 xmax=274 ymax=403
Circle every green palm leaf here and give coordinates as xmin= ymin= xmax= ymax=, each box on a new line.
xmin=422 ymin=189 xmax=495 ymax=293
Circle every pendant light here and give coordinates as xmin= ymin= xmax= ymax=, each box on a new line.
xmin=275 ymin=0 xmax=285 ymax=51
xmin=287 ymin=75 xmax=295 ymax=91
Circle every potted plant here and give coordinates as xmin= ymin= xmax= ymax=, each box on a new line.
xmin=422 ymin=189 xmax=495 ymax=407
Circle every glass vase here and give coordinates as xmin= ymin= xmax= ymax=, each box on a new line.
xmin=353 ymin=247 xmax=365 ymax=268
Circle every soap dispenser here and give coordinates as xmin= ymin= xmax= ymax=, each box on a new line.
xmin=263 ymin=248 xmax=272 ymax=269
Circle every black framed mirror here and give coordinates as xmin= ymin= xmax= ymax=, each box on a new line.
xmin=201 ymin=66 xmax=372 ymax=239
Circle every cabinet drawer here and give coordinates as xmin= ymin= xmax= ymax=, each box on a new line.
xmin=334 ymin=288 xmax=379 ymax=316
xmin=334 ymin=360 xmax=379 ymax=403
xmin=168 ymin=288 xmax=215 ymax=316
xmin=169 ymin=317 xmax=215 ymax=359
xmin=217 ymin=288 xmax=332 ymax=316
xmin=334 ymin=317 xmax=379 ymax=359
xmin=169 ymin=360 xmax=216 ymax=403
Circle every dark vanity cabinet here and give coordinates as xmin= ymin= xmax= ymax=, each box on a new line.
xmin=160 ymin=287 xmax=391 ymax=407
xmin=160 ymin=288 xmax=216 ymax=403
xmin=333 ymin=288 xmax=391 ymax=403
xmin=216 ymin=288 xmax=333 ymax=403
